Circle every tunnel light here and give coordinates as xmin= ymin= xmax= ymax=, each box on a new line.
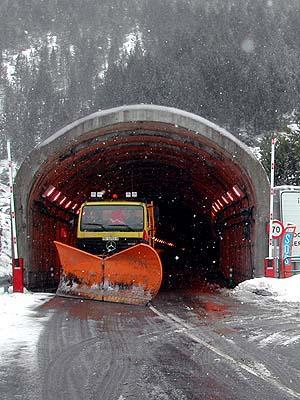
xmin=227 ymin=191 xmax=234 ymax=201
xmin=217 ymin=199 xmax=223 ymax=208
xmin=232 ymin=185 xmax=243 ymax=198
xmin=214 ymin=202 xmax=221 ymax=211
xmin=222 ymin=195 xmax=229 ymax=205
xmin=153 ymin=237 xmax=175 ymax=247
xmin=65 ymin=200 xmax=72 ymax=209
xmin=126 ymin=191 xmax=138 ymax=198
xmin=72 ymin=203 xmax=81 ymax=213
xmin=212 ymin=205 xmax=218 ymax=213
xmin=91 ymin=191 xmax=105 ymax=199
xmin=53 ymin=191 xmax=61 ymax=202
xmin=59 ymin=196 xmax=67 ymax=206
xmin=42 ymin=185 xmax=56 ymax=198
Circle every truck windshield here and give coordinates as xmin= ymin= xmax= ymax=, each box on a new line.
xmin=80 ymin=205 xmax=144 ymax=232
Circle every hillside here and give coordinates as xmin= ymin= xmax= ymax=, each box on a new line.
xmin=0 ymin=0 xmax=299 ymax=162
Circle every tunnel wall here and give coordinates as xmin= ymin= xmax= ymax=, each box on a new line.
xmin=14 ymin=105 xmax=270 ymax=289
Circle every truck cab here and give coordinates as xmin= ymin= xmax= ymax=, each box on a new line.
xmin=76 ymin=200 xmax=156 ymax=255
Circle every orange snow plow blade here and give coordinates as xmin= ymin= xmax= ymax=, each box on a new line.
xmin=54 ymin=241 xmax=162 ymax=305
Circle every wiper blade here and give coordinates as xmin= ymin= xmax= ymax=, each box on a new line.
xmin=82 ymin=223 xmax=105 ymax=230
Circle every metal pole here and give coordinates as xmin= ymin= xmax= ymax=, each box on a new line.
xmin=7 ymin=140 xmax=18 ymax=259
xmin=268 ymin=137 xmax=276 ymax=259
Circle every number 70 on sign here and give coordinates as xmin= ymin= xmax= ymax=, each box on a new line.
xmin=267 ymin=219 xmax=284 ymax=239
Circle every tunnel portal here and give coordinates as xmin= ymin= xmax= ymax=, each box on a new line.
xmin=15 ymin=105 xmax=270 ymax=292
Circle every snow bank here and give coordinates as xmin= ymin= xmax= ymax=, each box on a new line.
xmin=233 ymin=274 xmax=300 ymax=303
xmin=0 ymin=292 xmax=53 ymax=369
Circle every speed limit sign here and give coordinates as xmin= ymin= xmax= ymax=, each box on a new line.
xmin=269 ymin=219 xmax=284 ymax=238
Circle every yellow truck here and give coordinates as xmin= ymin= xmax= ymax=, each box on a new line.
xmin=54 ymin=200 xmax=162 ymax=305
xmin=76 ymin=200 xmax=156 ymax=254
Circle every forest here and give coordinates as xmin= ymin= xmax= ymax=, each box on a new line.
xmin=0 ymin=0 xmax=299 ymax=184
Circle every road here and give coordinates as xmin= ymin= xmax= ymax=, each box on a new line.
xmin=1 ymin=287 xmax=300 ymax=400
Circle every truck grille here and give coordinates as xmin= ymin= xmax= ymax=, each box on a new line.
xmin=76 ymin=238 xmax=145 ymax=256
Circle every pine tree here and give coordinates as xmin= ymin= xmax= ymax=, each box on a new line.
xmin=260 ymin=128 xmax=300 ymax=186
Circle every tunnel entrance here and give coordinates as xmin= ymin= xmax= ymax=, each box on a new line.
xmin=15 ymin=105 xmax=269 ymax=293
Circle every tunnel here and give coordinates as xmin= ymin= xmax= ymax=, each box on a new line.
xmin=14 ymin=105 xmax=270 ymax=292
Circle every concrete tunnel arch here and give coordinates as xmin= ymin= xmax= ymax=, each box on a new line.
xmin=15 ymin=104 xmax=270 ymax=292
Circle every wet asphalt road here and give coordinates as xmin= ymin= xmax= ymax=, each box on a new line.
xmin=2 ymin=288 xmax=300 ymax=400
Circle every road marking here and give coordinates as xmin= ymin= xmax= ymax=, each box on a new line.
xmin=149 ymin=305 xmax=300 ymax=399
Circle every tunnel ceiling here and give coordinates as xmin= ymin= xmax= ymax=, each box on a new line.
xmin=28 ymin=121 xmax=257 ymax=219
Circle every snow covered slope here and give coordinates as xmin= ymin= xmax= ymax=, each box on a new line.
xmin=0 ymin=159 xmax=12 ymax=278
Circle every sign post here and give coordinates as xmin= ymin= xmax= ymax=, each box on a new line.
xmin=281 ymin=224 xmax=296 ymax=278
xmin=265 ymin=219 xmax=284 ymax=277
xmin=268 ymin=137 xmax=276 ymax=259
xmin=7 ymin=141 xmax=24 ymax=293
xmin=265 ymin=138 xmax=276 ymax=277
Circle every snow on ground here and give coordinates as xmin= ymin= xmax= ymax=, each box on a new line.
xmin=231 ymin=275 xmax=300 ymax=348
xmin=0 ymin=291 xmax=53 ymax=370
xmin=232 ymin=274 xmax=300 ymax=303
xmin=248 ymin=330 xmax=300 ymax=348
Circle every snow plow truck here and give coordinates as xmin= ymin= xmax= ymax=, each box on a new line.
xmin=54 ymin=199 xmax=162 ymax=305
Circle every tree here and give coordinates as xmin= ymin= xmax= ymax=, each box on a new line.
xmin=260 ymin=128 xmax=300 ymax=186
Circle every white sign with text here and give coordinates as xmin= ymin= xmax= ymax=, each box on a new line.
xmin=281 ymin=191 xmax=300 ymax=258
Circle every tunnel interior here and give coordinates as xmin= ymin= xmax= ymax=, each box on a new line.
xmin=26 ymin=121 xmax=255 ymax=292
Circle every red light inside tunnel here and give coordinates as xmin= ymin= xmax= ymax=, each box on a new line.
xmin=60 ymin=226 xmax=68 ymax=239
xmin=212 ymin=205 xmax=218 ymax=213
xmin=232 ymin=185 xmax=243 ymax=198
xmin=59 ymin=196 xmax=67 ymax=205
xmin=65 ymin=200 xmax=72 ymax=209
xmin=52 ymin=191 xmax=61 ymax=202
xmin=217 ymin=199 xmax=223 ymax=208
xmin=227 ymin=191 xmax=234 ymax=201
xmin=72 ymin=203 xmax=78 ymax=210
xmin=215 ymin=203 xmax=221 ymax=211
xmin=222 ymin=195 xmax=229 ymax=205
xmin=42 ymin=185 xmax=55 ymax=198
